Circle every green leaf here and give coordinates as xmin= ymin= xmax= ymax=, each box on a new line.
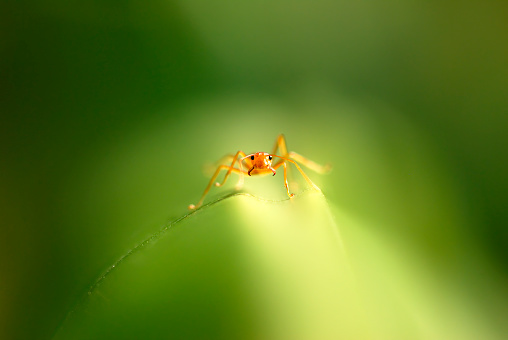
xmin=53 ymin=190 xmax=370 ymax=339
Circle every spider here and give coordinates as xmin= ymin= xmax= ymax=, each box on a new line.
xmin=188 ymin=134 xmax=331 ymax=210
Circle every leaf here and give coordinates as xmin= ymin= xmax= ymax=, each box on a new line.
xmin=53 ymin=190 xmax=369 ymax=339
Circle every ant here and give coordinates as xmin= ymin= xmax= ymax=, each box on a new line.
xmin=188 ymin=134 xmax=331 ymax=210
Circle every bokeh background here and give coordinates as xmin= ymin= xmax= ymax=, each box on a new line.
xmin=1 ymin=1 xmax=507 ymax=339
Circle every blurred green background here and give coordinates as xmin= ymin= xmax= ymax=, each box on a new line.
xmin=1 ymin=1 xmax=507 ymax=339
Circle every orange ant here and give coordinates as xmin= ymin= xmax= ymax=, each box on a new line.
xmin=188 ymin=134 xmax=331 ymax=210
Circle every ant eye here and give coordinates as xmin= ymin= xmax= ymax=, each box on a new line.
xmin=250 ymin=155 xmax=254 ymax=160
xmin=268 ymin=155 xmax=272 ymax=160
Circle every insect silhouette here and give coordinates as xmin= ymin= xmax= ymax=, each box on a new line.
xmin=188 ymin=134 xmax=331 ymax=210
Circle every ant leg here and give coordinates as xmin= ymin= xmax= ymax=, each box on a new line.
xmin=288 ymin=151 xmax=331 ymax=174
xmin=188 ymin=165 xmax=247 ymax=210
xmin=281 ymin=161 xmax=294 ymax=197
xmin=273 ymin=155 xmax=320 ymax=191
xmin=215 ymin=151 xmax=247 ymax=188
xmin=270 ymin=134 xmax=289 ymax=169
xmin=272 ymin=134 xmax=289 ymax=157
xmin=271 ymin=161 xmax=293 ymax=197
xmin=272 ymin=134 xmax=331 ymax=173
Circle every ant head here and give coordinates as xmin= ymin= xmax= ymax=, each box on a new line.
xmin=244 ymin=152 xmax=273 ymax=169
